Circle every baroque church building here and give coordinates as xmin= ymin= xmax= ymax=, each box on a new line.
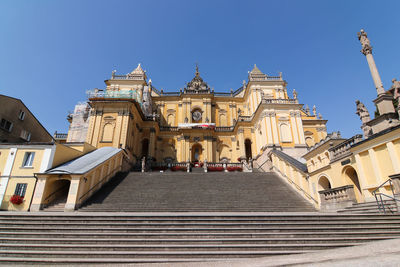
xmin=70 ymin=64 xmax=327 ymax=164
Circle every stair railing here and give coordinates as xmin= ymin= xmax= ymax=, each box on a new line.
xmin=372 ymin=179 xmax=400 ymax=214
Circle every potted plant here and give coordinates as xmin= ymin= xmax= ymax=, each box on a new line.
xmin=10 ymin=195 xmax=24 ymax=205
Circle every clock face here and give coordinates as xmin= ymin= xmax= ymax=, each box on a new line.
xmin=192 ymin=110 xmax=202 ymax=122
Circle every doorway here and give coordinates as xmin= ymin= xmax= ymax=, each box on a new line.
xmin=191 ymin=144 xmax=202 ymax=163
xmin=245 ymin=139 xmax=252 ymax=160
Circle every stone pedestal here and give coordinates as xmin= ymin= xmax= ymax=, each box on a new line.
xmin=365 ymin=113 xmax=400 ymax=135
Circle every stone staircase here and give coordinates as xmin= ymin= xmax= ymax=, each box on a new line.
xmin=338 ymin=199 xmax=399 ymax=214
xmin=0 ymin=213 xmax=400 ymax=264
xmin=42 ymin=197 xmax=67 ymax=212
xmin=79 ymin=172 xmax=316 ymax=212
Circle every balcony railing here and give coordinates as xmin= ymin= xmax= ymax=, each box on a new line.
xmin=112 ymin=74 xmax=143 ymax=80
xmin=238 ymin=115 xmax=252 ymax=122
xmin=54 ymin=132 xmax=68 ymax=139
xmin=329 ymin=134 xmax=363 ymax=162
xmin=87 ymin=90 xmax=141 ymax=101
xmin=215 ymin=126 xmax=235 ymax=132
xmin=159 ymin=126 xmax=179 ymax=132
xmin=262 ymin=98 xmax=298 ymax=104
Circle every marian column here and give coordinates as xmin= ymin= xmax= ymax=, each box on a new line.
xmin=358 ymin=29 xmax=396 ymax=115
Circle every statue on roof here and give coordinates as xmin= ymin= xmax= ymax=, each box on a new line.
xmin=355 ymin=100 xmax=371 ymax=124
xmin=390 ymin=78 xmax=400 ymax=116
xmin=184 ymin=64 xmax=210 ymax=93
xmin=293 ymin=89 xmax=297 ymax=99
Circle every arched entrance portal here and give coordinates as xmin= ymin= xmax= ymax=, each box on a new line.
xmin=191 ymin=144 xmax=202 ymax=163
xmin=141 ymin=138 xmax=149 ymax=158
xmin=343 ymin=166 xmax=363 ymax=202
xmin=46 ymin=179 xmax=70 ymax=209
xmin=245 ymin=139 xmax=252 ymax=160
xmin=318 ymin=176 xmax=331 ymax=191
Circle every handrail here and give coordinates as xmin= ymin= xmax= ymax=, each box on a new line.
xmin=372 ymin=178 xmax=399 ymax=214
xmin=272 ymin=166 xmax=318 ymax=205
xmin=79 ymin=166 xmax=121 ymax=201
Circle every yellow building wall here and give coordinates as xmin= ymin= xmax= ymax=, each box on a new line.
xmin=52 ymin=143 xmax=83 ymax=168
xmin=10 ymin=148 xmax=44 ymax=176
xmin=0 ymin=148 xmax=9 ymax=175
xmin=1 ymin=177 xmax=36 ymax=211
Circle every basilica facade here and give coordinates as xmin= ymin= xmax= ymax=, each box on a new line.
xmin=71 ymin=64 xmax=327 ymax=164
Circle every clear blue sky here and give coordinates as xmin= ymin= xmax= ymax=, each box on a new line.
xmin=1 ymin=0 xmax=399 ymax=138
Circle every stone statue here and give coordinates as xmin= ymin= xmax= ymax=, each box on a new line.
xmin=355 ymin=100 xmax=371 ymax=124
xmin=390 ymin=78 xmax=400 ymax=98
xmin=357 ymin=29 xmax=372 ymax=55
xmin=391 ymin=78 xmax=400 ymax=116
xmin=313 ymin=105 xmax=317 ymax=116
xmin=305 ymin=105 xmax=310 ymax=115
xmin=141 ymin=157 xmax=146 ymax=172
xmin=293 ymin=89 xmax=297 ymax=99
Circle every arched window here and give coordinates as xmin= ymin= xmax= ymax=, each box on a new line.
xmin=219 ymin=144 xmax=231 ymax=162
xmin=305 ymin=137 xmax=315 ymax=147
xmin=167 ymin=114 xmax=175 ymax=126
xmin=102 ymin=123 xmax=114 ymax=142
xmin=318 ymin=176 xmax=331 ymax=190
xmin=219 ymin=114 xmax=227 ymax=126
xmin=245 ymin=139 xmax=252 ymax=160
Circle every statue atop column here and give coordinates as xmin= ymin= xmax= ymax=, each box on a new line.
xmin=357 ymin=29 xmax=372 ymax=55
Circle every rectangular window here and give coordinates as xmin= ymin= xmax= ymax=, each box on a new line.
xmin=20 ymin=130 xmax=31 ymax=141
xmin=14 ymin=183 xmax=27 ymax=197
xmin=18 ymin=110 xmax=25 ymax=120
xmin=0 ymin=118 xmax=13 ymax=132
xmin=22 ymin=152 xmax=35 ymax=167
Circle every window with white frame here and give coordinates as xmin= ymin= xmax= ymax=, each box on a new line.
xmin=20 ymin=130 xmax=31 ymax=141
xmin=22 ymin=152 xmax=35 ymax=167
xmin=14 ymin=183 xmax=27 ymax=197
xmin=18 ymin=110 xmax=25 ymax=120
xmin=0 ymin=118 xmax=13 ymax=132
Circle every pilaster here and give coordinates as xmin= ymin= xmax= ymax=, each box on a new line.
xmin=148 ymin=128 xmax=156 ymax=159
xmin=387 ymin=141 xmax=400 ymax=173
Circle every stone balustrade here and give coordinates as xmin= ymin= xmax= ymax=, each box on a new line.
xmin=262 ymin=98 xmax=298 ymax=104
xmin=319 ymin=185 xmax=356 ymax=212
xmin=329 ymin=134 xmax=363 ymax=163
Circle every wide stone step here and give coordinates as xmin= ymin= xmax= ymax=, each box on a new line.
xmin=0 ymin=249 xmax=320 ymax=259
xmin=0 ymin=243 xmax=359 ymax=252
xmin=2 ymin=230 xmax=399 ymax=239
xmin=2 ymin=226 xmax=400 ymax=233
xmin=0 ymin=236 xmax=392 ymax=245
xmin=0 ymin=257 xmax=239 ymax=264
xmin=2 ymin=221 xmax=400 ymax=227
